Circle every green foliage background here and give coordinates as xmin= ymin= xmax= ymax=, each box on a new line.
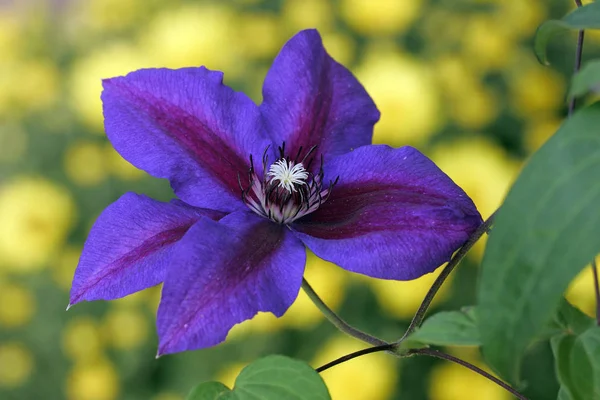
xmin=0 ymin=0 xmax=598 ymax=399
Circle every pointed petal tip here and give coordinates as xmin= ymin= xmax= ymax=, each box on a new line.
xmin=66 ymin=303 xmax=73 ymax=311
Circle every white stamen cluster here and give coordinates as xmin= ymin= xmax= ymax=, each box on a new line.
xmin=238 ymin=148 xmax=337 ymax=225
xmin=267 ymin=159 xmax=309 ymax=193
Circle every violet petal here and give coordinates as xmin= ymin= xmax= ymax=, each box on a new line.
xmin=292 ymin=145 xmax=482 ymax=280
xmin=260 ymin=29 xmax=379 ymax=164
xmin=69 ymin=193 xmax=223 ymax=305
xmin=156 ymin=211 xmax=305 ymax=355
xmin=102 ymin=67 xmax=270 ymax=212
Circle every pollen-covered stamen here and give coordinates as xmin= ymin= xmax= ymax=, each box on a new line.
xmin=267 ymin=159 xmax=309 ymax=193
xmin=239 ymin=143 xmax=338 ymax=224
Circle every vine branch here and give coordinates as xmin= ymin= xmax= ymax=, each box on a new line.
xmin=315 ymin=344 xmax=528 ymax=400
xmin=315 ymin=343 xmax=395 ymax=373
xmin=592 ymin=259 xmax=600 ymax=326
xmin=568 ymin=0 xmax=584 ymax=116
xmin=301 ymin=278 xmax=388 ymax=346
xmin=407 ymin=348 xmax=528 ymax=400
xmin=397 ymin=211 xmax=497 ymax=343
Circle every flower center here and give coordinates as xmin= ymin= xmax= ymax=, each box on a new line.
xmin=267 ymin=159 xmax=309 ymax=193
xmin=238 ymin=144 xmax=337 ymax=224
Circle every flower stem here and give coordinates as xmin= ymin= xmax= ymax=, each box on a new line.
xmin=396 ymin=211 xmax=497 ymax=343
xmin=315 ymin=343 xmax=395 ymax=372
xmin=592 ymin=259 xmax=600 ymax=326
xmin=568 ymin=0 xmax=584 ymax=116
xmin=315 ymin=343 xmax=528 ymax=399
xmin=301 ymin=278 xmax=388 ymax=346
xmin=407 ymin=348 xmax=529 ymax=400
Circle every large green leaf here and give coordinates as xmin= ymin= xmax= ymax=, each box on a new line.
xmin=568 ymin=60 xmax=600 ymax=100
xmin=535 ymin=1 xmax=600 ymax=65
xmin=404 ymin=309 xmax=479 ymax=347
xmin=553 ymin=298 xmax=595 ymax=335
xmin=186 ymin=355 xmax=330 ymax=400
xmin=551 ymin=335 xmax=577 ymax=400
xmin=477 ymin=103 xmax=600 ymax=383
xmin=187 ymin=382 xmax=231 ymax=400
xmin=558 ymin=386 xmax=574 ymax=400
xmin=569 ymin=327 xmax=600 ymax=400
xmin=233 ymin=355 xmax=330 ymax=400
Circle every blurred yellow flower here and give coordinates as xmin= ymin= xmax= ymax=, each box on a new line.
xmin=102 ymin=307 xmax=149 ymax=349
xmin=420 ymin=9 xmax=465 ymax=53
xmin=0 ymin=342 xmax=33 ymax=388
xmin=461 ymin=16 xmax=515 ymax=72
xmin=0 ymin=122 xmax=27 ymax=163
xmin=495 ymin=0 xmax=546 ymax=39
xmin=105 ymin=144 xmax=144 ymax=181
xmin=227 ymin=311 xmax=279 ymax=340
xmin=429 ymin=138 xmax=521 ymax=260
xmin=507 ymin=57 xmax=565 ymax=118
xmin=0 ymin=177 xmax=75 ymax=271
xmin=52 ymin=246 xmax=82 ymax=291
xmin=67 ymin=359 xmax=120 ymax=400
xmin=64 ymin=141 xmax=108 ymax=186
xmin=280 ymin=252 xmax=348 ymax=329
xmin=368 ymin=264 xmax=451 ymax=319
xmin=216 ymin=362 xmax=245 ymax=388
xmin=230 ymin=251 xmax=348 ymax=338
xmin=313 ymin=336 xmax=397 ymax=400
xmin=523 ymin=116 xmax=562 ymax=154
xmin=0 ymin=14 xmax=20 ymax=60
xmin=434 ymin=56 xmax=474 ymax=97
xmin=451 ymin=84 xmax=500 ymax=130
xmin=81 ymin=0 xmax=149 ymax=32
xmin=355 ymin=46 xmax=441 ymax=146
xmin=69 ymin=41 xmax=151 ymax=129
xmin=434 ymin=56 xmax=499 ymax=129
xmin=0 ymin=59 xmax=59 ymax=115
xmin=0 ymin=281 xmax=35 ymax=328
xmin=111 ymin=288 xmax=151 ymax=308
xmin=139 ymin=5 xmax=239 ymax=75
xmin=429 ymin=358 xmax=510 ymax=400
xmin=282 ymin=0 xmax=333 ymax=34
xmin=237 ymin=13 xmax=280 ymax=59
xmin=322 ymin=32 xmax=356 ymax=67
xmin=566 ymin=262 xmax=598 ymax=318
xmin=340 ymin=0 xmax=421 ymax=36
xmin=62 ymin=316 xmax=103 ymax=362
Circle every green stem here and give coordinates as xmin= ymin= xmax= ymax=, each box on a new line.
xmin=407 ymin=348 xmax=528 ymax=400
xmin=315 ymin=344 xmax=528 ymax=400
xmin=397 ymin=210 xmax=497 ymax=343
xmin=592 ymin=259 xmax=600 ymax=326
xmin=315 ymin=343 xmax=396 ymax=372
xmin=301 ymin=278 xmax=388 ymax=346
xmin=568 ymin=0 xmax=585 ymax=116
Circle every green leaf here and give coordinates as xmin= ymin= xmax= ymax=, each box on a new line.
xmin=535 ymin=2 xmax=600 ymax=65
xmin=551 ymin=334 xmax=577 ymax=399
xmin=233 ymin=355 xmax=330 ymax=400
xmin=186 ymin=356 xmax=330 ymax=400
xmin=568 ymin=60 xmax=600 ymax=100
xmin=558 ymin=386 xmax=574 ymax=400
xmin=477 ymin=103 xmax=600 ymax=384
xmin=569 ymin=327 xmax=600 ymax=400
xmin=186 ymin=382 xmax=231 ymax=400
xmin=405 ymin=310 xmax=479 ymax=347
xmin=554 ymin=297 xmax=595 ymax=335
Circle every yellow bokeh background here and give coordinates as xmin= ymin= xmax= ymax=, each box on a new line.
xmin=0 ymin=0 xmax=594 ymax=399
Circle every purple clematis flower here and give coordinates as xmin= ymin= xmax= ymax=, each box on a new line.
xmin=69 ymin=29 xmax=482 ymax=356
